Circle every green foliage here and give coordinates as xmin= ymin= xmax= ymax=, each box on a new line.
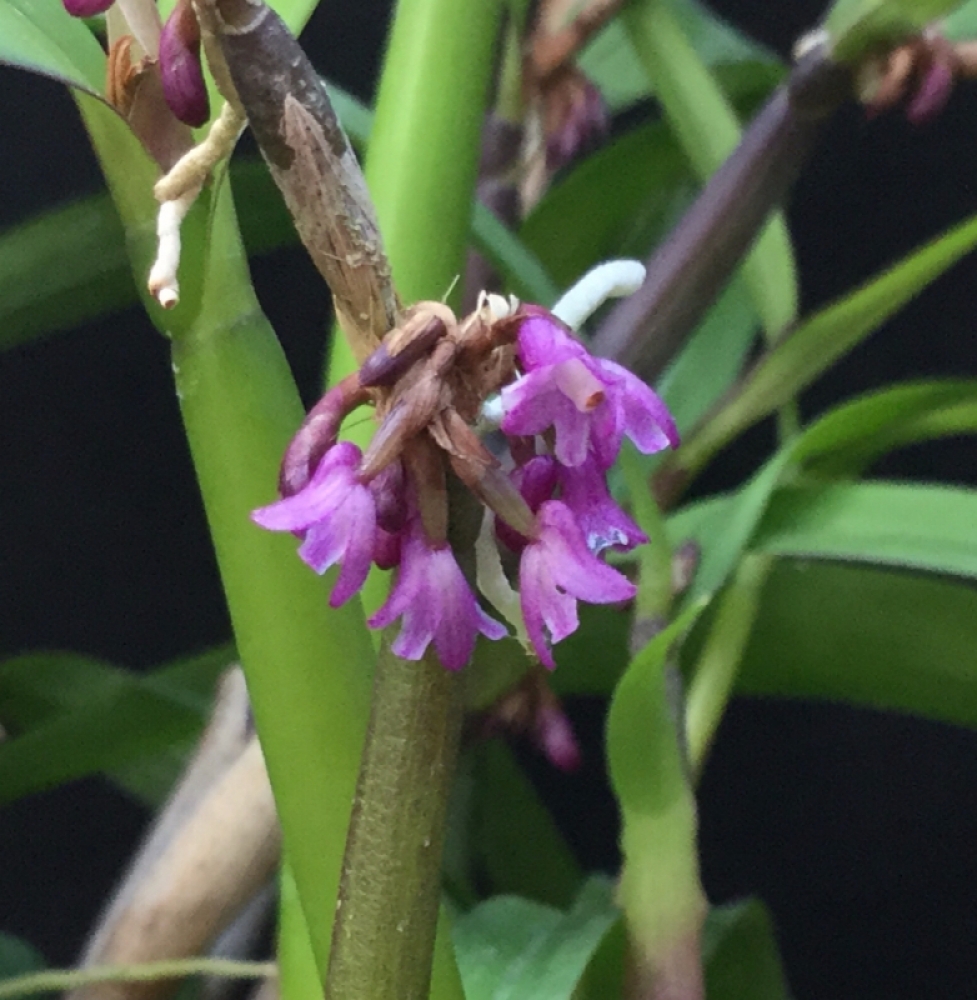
xmin=0 ymin=935 xmax=45 ymax=980
xmin=8 ymin=0 xmax=977 ymax=995
xmin=0 ymin=648 xmax=230 ymax=806
xmin=702 ymin=900 xmax=790 ymax=1000
xmin=825 ymin=0 xmax=964 ymax=61
xmin=0 ymin=0 xmax=103 ymax=93
xmin=452 ymin=878 xmax=619 ymax=1000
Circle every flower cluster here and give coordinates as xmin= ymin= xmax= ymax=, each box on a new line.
xmin=253 ymin=274 xmax=678 ymax=671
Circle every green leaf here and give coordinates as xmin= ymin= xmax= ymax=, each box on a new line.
xmin=733 ymin=558 xmax=977 ymax=730
xmin=655 ymin=278 xmax=757 ymax=436
xmin=679 ymin=209 xmax=977 ymax=481
xmin=453 ymin=878 xmax=619 ymax=1000
xmin=0 ymin=0 xmax=104 ymax=94
xmin=522 ymin=121 xmax=695 ymax=289
xmin=703 ymin=899 xmax=790 ymax=1000
xmin=825 ymin=0 xmax=963 ymax=62
xmin=0 ymin=934 xmax=46 ymax=979
xmin=755 ymin=481 xmax=977 ymax=580
xmin=471 ymin=742 xmax=581 ymax=909
xmin=0 ymin=649 xmax=228 ymax=805
xmin=579 ymin=0 xmax=779 ymax=113
xmin=944 ymin=1 xmax=977 ymax=40
xmin=670 ymin=380 xmax=977 ymax=601
xmin=0 ymin=196 xmax=133 ymax=350
xmin=606 ymin=600 xmax=707 ymax=814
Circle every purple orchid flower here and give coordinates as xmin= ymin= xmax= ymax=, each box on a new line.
xmin=558 ymin=453 xmax=647 ymax=555
xmin=501 ymin=309 xmax=679 ymax=469
xmin=369 ymin=518 xmax=507 ymax=670
xmin=519 ymin=500 xmax=637 ymax=669
xmin=251 ymin=441 xmax=377 ymax=608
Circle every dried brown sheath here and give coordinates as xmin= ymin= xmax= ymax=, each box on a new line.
xmin=196 ymin=0 xmax=399 ymax=361
xmin=592 ymin=42 xmax=853 ymax=380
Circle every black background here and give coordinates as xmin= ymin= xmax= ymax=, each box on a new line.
xmin=4 ymin=2 xmax=977 ymax=997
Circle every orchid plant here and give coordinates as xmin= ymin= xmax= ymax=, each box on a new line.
xmin=5 ymin=0 xmax=977 ymax=999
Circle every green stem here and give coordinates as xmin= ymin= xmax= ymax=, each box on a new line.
xmin=319 ymin=3 xmax=502 ymax=998
xmin=325 ymin=642 xmax=465 ymax=1000
xmin=685 ymin=554 xmax=772 ymax=777
xmin=0 ymin=961 xmax=275 ymax=1000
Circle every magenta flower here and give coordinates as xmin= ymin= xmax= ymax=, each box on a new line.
xmin=251 ymin=441 xmax=376 ymax=608
xmin=369 ymin=519 xmax=507 ymax=670
xmin=558 ymin=453 xmax=647 ymax=555
xmin=501 ymin=310 xmax=679 ymax=469
xmin=519 ymin=500 xmax=637 ymax=668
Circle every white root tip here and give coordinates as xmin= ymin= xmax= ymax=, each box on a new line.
xmin=551 ymin=259 xmax=647 ymax=330
xmin=147 ymin=185 xmax=201 ymax=310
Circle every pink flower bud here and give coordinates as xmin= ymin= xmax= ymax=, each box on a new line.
xmin=159 ymin=0 xmax=209 ymax=128
xmin=62 ymin=0 xmax=114 ymax=17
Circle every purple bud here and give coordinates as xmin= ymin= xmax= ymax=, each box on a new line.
xmin=159 ymin=0 xmax=210 ymax=128
xmin=62 ymin=0 xmax=114 ymax=17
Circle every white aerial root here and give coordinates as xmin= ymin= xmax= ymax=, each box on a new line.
xmin=147 ymin=101 xmax=247 ymax=308
xmin=148 ymin=184 xmax=201 ymax=309
xmin=551 ymin=258 xmax=646 ymax=330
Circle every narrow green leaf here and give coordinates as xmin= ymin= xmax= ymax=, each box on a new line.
xmin=453 ymin=878 xmax=619 ymax=1000
xmin=0 ymin=0 xmax=104 ymax=93
xmin=0 ymin=653 xmax=215 ymax=805
xmin=579 ymin=0 xmax=779 ymax=113
xmin=711 ymin=210 xmax=977 ymax=452
xmin=670 ymin=380 xmax=977 ymax=601
xmin=606 ymin=600 xmax=707 ymax=814
xmin=825 ymin=0 xmax=963 ymax=62
xmin=733 ymin=558 xmax=977 ymax=730
xmin=755 ymin=481 xmax=977 ymax=580
xmin=0 ymin=197 xmax=132 ymax=350
xmin=703 ymin=899 xmax=790 ymax=1000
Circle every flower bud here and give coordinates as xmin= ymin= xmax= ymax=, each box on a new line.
xmin=159 ymin=0 xmax=210 ymax=128
xmin=62 ymin=0 xmax=114 ymax=18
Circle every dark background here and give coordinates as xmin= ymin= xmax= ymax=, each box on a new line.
xmin=4 ymin=2 xmax=977 ymax=998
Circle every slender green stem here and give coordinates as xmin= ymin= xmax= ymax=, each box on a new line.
xmin=685 ymin=554 xmax=773 ymax=777
xmin=0 ymin=961 xmax=275 ymax=1000
xmin=325 ymin=641 xmax=465 ymax=1000
xmin=319 ymin=4 xmax=502 ymax=999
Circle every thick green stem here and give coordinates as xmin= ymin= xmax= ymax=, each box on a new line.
xmin=685 ymin=554 xmax=772 ymax=777
xmin=325 ymin=643 xmax=465 ymax=1000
